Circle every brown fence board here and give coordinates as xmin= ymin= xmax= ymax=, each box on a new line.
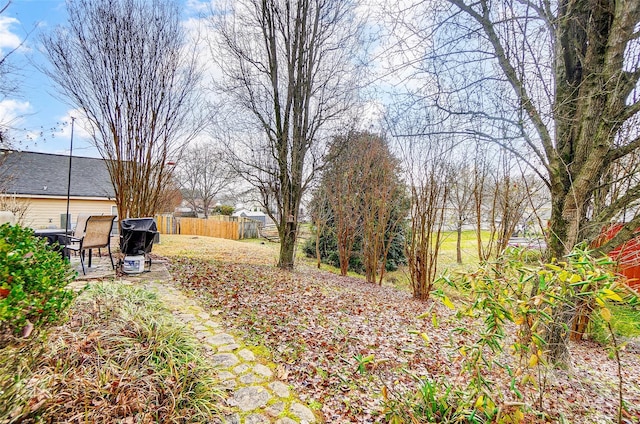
xmin=154 ymin=214 xmax=259 ymax=240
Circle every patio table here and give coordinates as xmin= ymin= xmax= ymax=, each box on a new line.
xmin=34 ymin=228 xmax=71 ymax=258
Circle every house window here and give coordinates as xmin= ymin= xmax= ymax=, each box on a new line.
xmin=111 ymin=206 xmax=118 ymax=235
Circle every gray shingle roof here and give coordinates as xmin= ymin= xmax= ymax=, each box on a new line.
xmin=0 ymin=150 xmax=115 ymax=198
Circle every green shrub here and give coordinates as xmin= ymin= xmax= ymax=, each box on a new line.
xmin=428 ymin=247 xmax=637 ymax=422
xmin=384 ymin=247 xmax=637 ymax=422
xmin=304 ymin=229 xmax=406 ymax=275
xmin=302 ymin=234 xmax=319 ymax=258
xmin=502 ymin=245 xmax=543 ymax=264
xmin=0 ymin=223 xmax=75 ymax=343
xmin=213 ymin=204 xmax=235 ymax=216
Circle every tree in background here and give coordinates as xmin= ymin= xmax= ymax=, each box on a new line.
xmin=42 ymin=0 xmax=202 ymax=221
xmin=359 ymin=134 xmax=408 ymax=284
xmin=213 ymin=205 xmax=235 ymax=216
xmin=475 ymin=147 xmax=547 ymax=259
xmin=307 ymin=185 xmax=333 ymax=269
xmin=448 ymin=155 xmax=476 ymax=264
xmin=210 ymin=0 xmax=366 ymax=269
xmin=0 ymin=151 xmax=29 ymax=224
xmin=176 ymin=144 xmax=234 ymax=218
xmin=0 ymin=193 xmax=29 ymax=224
xmin=155 ymin=176 xmax=183 ymax=214
xmin=306 ymin=132 xmax=408 ymax=279
xmin=471 ymin=145 xmax=492 ymax=262
xmin=387 ymin=102 xmax=455 ymax=300
xmin=391 ymin=0 xmax=640 ymax=259
xmin=324 ymin=132 xmax=365 ymax=275
xmin=402 ymin=140 xmax=452 ymax=301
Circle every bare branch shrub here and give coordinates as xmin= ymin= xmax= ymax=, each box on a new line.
xmin=42 ymin=0 xmax=203 ymax=220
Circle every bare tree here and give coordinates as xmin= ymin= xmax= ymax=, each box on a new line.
xmin=177 ymin=144 xmax=233 ymax=218
xmin=41 ymin=0 xmax=202 ymax=221
xmin=404 ymin=144 xmax=452 ymax=301
xmin=448 ymin=155 xmax=476 ymax=264
xmin=0 ymin=194 xmax=29 ymax=224
xmin=155 ymin=175 xmax=183 ymax=214
xmin=323 ymin=132 xmax=364 ymax=276
xmin=0 ymin=150 xmax=29 ymax=223
xmin=0 ymin=1 xmax=30 ymax=145
xmin=358 ymin=133 xmax=407 ymax=284
xmin=389 ymin=0 xmax=640 ymax=361
xmin=469 ymin=143 xmax=493 ymax=262
xmin=390 ymin=0 xmax=640 ymax=258
xmin=210 ymin=0 xmax=366 ymax=269
xmin=386 ymin=101 xmax=456 ymax=300
xmin=307 ymin=184 xmax=332 ymax=269
xmin=476 ymin=147 xmax=546 ymax=258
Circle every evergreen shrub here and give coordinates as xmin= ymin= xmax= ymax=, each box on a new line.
xmin=0 ymin=223 xmax=75 ymax=344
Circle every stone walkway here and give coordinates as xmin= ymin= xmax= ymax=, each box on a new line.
xmin=71 ymin=257 xmax=318 ymax=424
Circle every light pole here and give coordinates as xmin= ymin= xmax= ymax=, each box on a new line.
xmin=64 ymin=117 xmax=75 ymax=240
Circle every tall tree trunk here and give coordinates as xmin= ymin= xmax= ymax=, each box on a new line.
xmin=213 ymin=0 xmax=364 ymax=271
xmin=548 ymin=191 xmax=569 ymax=259
xmin=546 ymin=304 xmax=574 ymax=365
xmin=338 ymin=241 xmax=350 ymax=276
xmin=278 ymin=220 xmax=297 ymax=270
xmin=315 ymin=227 xmax=321 ymax=269
xmin=456 ymin=219 xmax=463 ymax=264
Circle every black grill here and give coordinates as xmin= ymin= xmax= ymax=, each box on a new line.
xmin=120 ymin=218 xmax=158 ymax=256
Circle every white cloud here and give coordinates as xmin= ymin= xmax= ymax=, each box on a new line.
xmin=54 ymin=109 xmax=93 ymax=141
xmin=0 ymin=98 xmax=31 ymax=126
xmin=185 ymin=0 xmax=212 ymax=14
xmin=0 ymin=16 xmax=22 ymax=52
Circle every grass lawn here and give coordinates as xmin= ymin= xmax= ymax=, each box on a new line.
xmin=356 ymin=230 xmax=492 ymax=291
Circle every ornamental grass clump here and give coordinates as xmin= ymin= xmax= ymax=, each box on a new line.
xmin=9 ymin=283 xmax=224 ymax=422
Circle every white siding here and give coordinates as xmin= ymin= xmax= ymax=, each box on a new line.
xmin=2 ymin=195 xmax=116 ymax=229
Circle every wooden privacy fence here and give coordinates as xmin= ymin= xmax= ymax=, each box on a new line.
xmin=154 ymin=214 xmax=260 ymax=240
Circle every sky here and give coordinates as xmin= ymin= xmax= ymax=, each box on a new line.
xmin=1 ymin=0 xmax=390 ymax=159
xmin=1 ymin=0 xmax=78 ymax=155
xmin=1 ymin=0 xmax=206 ymax=158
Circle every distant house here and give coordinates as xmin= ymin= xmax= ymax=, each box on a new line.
xmin=232 ymin=208 xmax=269 ymax=226
xmin=0 ymin=150 xmax=116 ymax=228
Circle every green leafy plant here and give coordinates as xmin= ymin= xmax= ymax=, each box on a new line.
xmin=213 ymin=204 xmax=235 ymax=216
xmin=589 ymin=303 xmax=640 ymax=343
xmin=382 ymin=373 xmax=466 ymax=423
xmin=454 ymin=246 xmax=636 ymax=422
xmin=394 ymin=246 xmax=638 ymax=423
xmin=353 ymin=353 xmax=375 ymax=374
xmin=0 ymin=223 xmax=75 ymax=343
xmin=303 ymin=225 xmax=407 ymax=275
xmin=0 ymin=223 xmax=76 ymax=421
